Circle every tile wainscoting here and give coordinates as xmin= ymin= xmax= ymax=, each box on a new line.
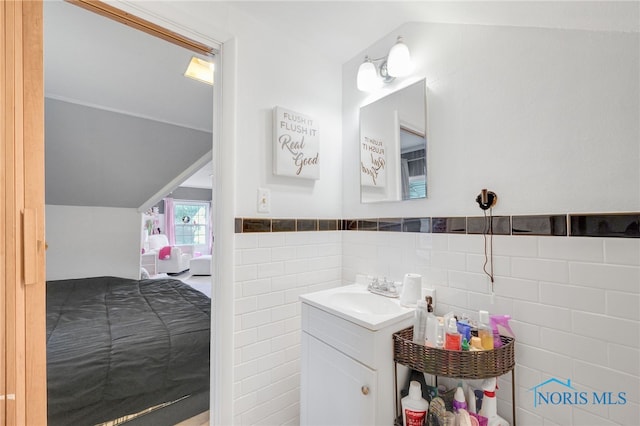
xmin=233 ymin=231 xmax=342 ymax=425
xmin=236 ymin=212 xmax=640 ymax=238
xmin=341 ymin=228 xmax=639 ymax=426
xmin=232 ymin=212 xmax=639 ymax=426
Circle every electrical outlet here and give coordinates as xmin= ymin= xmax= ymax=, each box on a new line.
xmin=257 ymin=188 xmax=270 ymax=213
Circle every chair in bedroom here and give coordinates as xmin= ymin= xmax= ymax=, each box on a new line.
xmin=189 ymin=254 xmax=212 ymax=276
xmin=147 ymin=234 xmax=193 ymax=274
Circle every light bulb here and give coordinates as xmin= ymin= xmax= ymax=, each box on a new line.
xmin=356 ymin=58 xmax=382 ymax=92
xmin=387 ymin=36 xmax=412 ymax=77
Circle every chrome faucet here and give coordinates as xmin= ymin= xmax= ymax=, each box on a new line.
xmin=367 ymin=276 xmax=399 ymax=298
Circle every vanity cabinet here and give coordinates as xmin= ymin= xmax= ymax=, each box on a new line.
xmin=300 ymin=296 xmax=413 ymax=426
xmin=302 ymin=333 xmax=376 ymax=425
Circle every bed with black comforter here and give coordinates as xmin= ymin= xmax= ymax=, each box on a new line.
xmin=46 ymin=276 xmax=211 ymax=426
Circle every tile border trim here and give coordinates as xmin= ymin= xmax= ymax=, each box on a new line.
xmin=235 ymin=213 xmax=640 ymax=238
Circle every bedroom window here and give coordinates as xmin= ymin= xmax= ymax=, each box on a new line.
xmin=173 ymin=201 xmax=210 ymax=246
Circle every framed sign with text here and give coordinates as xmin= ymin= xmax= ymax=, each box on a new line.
xmin=273 ymin=106 xmax=319 ymax=179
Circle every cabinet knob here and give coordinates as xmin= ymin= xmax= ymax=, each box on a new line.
xmin=361 ymin=385 xmax=370 ymax=395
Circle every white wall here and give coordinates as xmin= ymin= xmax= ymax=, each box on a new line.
xmin=46 ymin=205 xmax=141 ymax=281
xmin=231 ymin=18 xmax=343 ymax=218
xmin=144 ymin=1 xmax=343 ymax=218
xmin=343 ymin=22 xmax=639 ymax=217
xmin=343 ymin=231 xmax=639 ymax=425
xmin=226 ymin=11 xmax=344 ymax=424
xmin=341 ymin=22 xmax=639 ymax=426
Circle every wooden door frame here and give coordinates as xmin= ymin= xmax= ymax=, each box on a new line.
xmin=1 ymin=1 xmax=47 ymax=424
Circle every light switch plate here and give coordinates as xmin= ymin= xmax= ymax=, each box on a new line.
xmin=257 ymin=188 xmax=270 ymax=213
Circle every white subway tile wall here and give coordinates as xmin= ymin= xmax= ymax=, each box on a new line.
xmin=233 ymin=231 xmax=342 ymax=425
xmin=234 ymin=230 xmax=639 ymax=425
xmin=343 ymin=231 xmax=639 ymax=426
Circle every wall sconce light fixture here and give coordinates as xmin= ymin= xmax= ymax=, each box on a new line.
xmin=356 ymin=36 xmax=413 ymax=92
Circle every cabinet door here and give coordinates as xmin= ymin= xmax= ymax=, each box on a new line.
xmin=301 ymin=333 xmax=377 ymax=426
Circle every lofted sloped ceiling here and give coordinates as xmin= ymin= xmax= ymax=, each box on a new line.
xmin=226 ymin=1 xmax=638 ymax=65
xmin=44 ymin=0 xmax=213 ymax=209
xmin=45 ymin=98 xmax=212 ymax=208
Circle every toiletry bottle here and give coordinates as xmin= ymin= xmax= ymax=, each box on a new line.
xmin=452 ymin=384 xmax=467 ymax=412
xmin=444 ymin=317 xmax=461 ymax=350
xmin=490 ymin=314 xmax=515 ymax=349
xmin=443 ymin=411 xmax=456 ymax=426
xmin=435 ymin=320 xmax=444 ymax=349
xmin=457 ymin=321 xmax=472 ymax=344
xmin=466 ymin=386 xmax=477 ymax=414
xmin=461 ymin=338 xmax=469 ymax=351
xmin=413 ymin=299 xmax=428 ymax=345
xmin=470 ymin=336 xmax=482 ymax=351
xmin=401 ymin=381 xmax=429 ymax=426
xmin=457 ymin=409 xmax=473 ymax=426
xmin=478 ymin=377 xmax=509 ymax=426
xmin=478 ymin=310 xmax=494 ymax=350
xmin=425 ymin=297 xmax=438 ymax=347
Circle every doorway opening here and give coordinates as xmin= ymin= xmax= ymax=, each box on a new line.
xmin=44 ymin=1 xmax=220 ymax=424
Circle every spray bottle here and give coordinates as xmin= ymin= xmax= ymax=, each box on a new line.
xmin=489 ymin=314 xmax=515 ymax=348
xmin=478 ymin=377 xmax=509 ymax=426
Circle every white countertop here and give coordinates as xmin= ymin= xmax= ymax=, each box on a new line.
xmin=299 ymin=283 xmax=415 ymax=331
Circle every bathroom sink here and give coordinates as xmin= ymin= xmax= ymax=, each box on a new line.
xmin=328 ymin=292 xmax=404 ymax=315
xmin=299 ymin=284 xmax=414 ymax=330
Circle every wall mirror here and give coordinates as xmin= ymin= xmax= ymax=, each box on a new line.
xmin=360 ymin=79 xmax=427 ymax=203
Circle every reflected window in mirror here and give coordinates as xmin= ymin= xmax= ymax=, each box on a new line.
xmin=360 ymin=79 xmax=427 ymax=203
xmin=400 ymin=126 xmax=426 ymax=200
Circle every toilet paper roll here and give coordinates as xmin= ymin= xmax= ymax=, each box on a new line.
xmin=400 ymin=273 xmax=422 ymax=307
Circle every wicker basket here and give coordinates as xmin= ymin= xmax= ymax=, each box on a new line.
xmin=393 ymin=326 xmax=515 ymax=379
